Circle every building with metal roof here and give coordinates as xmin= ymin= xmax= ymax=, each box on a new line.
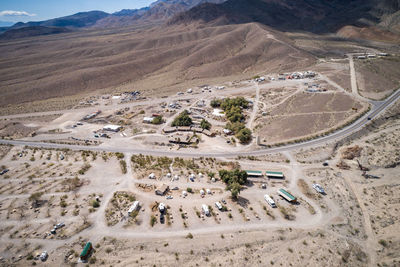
xmin=277 ymin=189 xmax=296 ymax=202
xmin=266 ymin=171 xmax=284 ymax=179
xmin=245 ymin=170 xmax=263 ymax=177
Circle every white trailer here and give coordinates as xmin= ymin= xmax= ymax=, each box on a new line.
xmin=202 ymin=204 xmax=210 ymax=216
xmin=128 ymin=201 xmax=140 ymax=215
xmin=215 ymin=202 xmax=222 ymax=210
xmin=264 ymin=194 xmax=277 ymax=208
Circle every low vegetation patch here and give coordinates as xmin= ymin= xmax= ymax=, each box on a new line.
xmin=105 ymin=191 xmax=136 ymax=226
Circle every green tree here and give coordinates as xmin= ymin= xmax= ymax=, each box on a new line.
xmin=210 ymin=99 xmax=221 ymax=108
xmin=236 ymin=128 xmax=252 ymax=144
xmin=172 ymin=110 xmax=192 ymax=127
xmin=200 ymin=119 xmax=211 ymax=130
xmin=229 ymin=182 xmax=242 ymax=199
xmin=226 ymin=122 xmax=245 ymax=133
xmin=152 ymin=115 xmax=164 ymax=125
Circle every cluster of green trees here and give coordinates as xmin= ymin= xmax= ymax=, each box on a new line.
xmin=172 ymin=110 xmax=192 ymax=127
xmin=219 ymin=169 xmax=248 ymax=199
xmin=211 ymin=97 xmax=248 ymax=110
xmin=211 ymin=97 xmax=252 ymax=144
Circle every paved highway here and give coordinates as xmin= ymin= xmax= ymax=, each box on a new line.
xmin=0 ymin=89 xmax=398 ymax=158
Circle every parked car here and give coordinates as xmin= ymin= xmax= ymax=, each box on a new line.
xmin=166 ymin=195 xmax=173 ymax=200
xmin=312 ymin=184 xmax=326 ymax=195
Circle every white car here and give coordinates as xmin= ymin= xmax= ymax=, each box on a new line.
xmin=312 ymin=184 xmax=326 ymax=194
xmin=166 ymin=195 xmax=173 ymax=200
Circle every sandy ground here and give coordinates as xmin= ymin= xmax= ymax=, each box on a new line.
xmin=0 ymin=105 xmax=399 ymax=266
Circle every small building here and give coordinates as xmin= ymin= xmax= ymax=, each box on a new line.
xmin=143 ymin=117 xmax=154 ymax=123
xmin=128 ymin=201 xmax=140 ymax=215
xmin=163 ymin=126 xmax=177 ymax=134
xmin=266 ymin=171 xmax=284 ymax=179
xmin=103 ymin=124 xmax=122 ymax=132
xmin=80 ymin=242 xmax=93 ymax=261
xmin=245 ymin=170 xmax=263 ymax=177
xmin=212 ymin=109 xmax=225 ymax=117
xmin=278 ymin=189 xmax=297 ymax=202
xmin=155 ymin=184 xmax=169 ymax=196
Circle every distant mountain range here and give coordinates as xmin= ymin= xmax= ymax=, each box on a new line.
xmin=7 ymin=0 xmax=226 ymax=30
xmin=1 ymin=0 xmax=399 ymax=40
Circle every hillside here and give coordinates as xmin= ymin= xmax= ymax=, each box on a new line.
xmin=0 ymin=26 xmax=71 ymax=40
xmin=0 ymin=23 xmax=314 ymax=107
xmin=170 ymin=0 xmax=400 ymax=34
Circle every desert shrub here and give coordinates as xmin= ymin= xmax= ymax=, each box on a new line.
xmin=186 ymin=233 xmax=193 ymax=239
xmin=152 ymin=115 xmax=164 ymax=125
xmin=115 ymin=152 xmax=124 ymax=159
xmin=78 ymin=163 xmax=91 ymax=175
xmin=119 ymin=160 xmax=127 ymax=174
xmin=91 ymin=200 xmax=100 ymax=208
xmin=150 ymin=215 xmax=157 ymax=227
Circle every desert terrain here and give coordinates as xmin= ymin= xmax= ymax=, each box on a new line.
xmin=0 ymin=0 xmax=399 ymax=266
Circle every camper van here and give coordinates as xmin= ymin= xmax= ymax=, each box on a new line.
xmin=202 ymin=204 xmax=210 ymax=216
xmin=215 ymin=202 xmax=223 ymax=210
xmin=264 ymin=194 xmax=277 ymax=208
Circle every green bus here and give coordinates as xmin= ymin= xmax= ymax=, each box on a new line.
xmin=80 ymin=242 xmax=93 ymax=261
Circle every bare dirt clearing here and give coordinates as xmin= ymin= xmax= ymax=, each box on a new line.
xmin=355 ymin=56 xmax=400 ymax=100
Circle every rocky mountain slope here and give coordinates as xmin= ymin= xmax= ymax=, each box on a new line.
xmin=170 ymin=0 xmax=400 ymax=34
